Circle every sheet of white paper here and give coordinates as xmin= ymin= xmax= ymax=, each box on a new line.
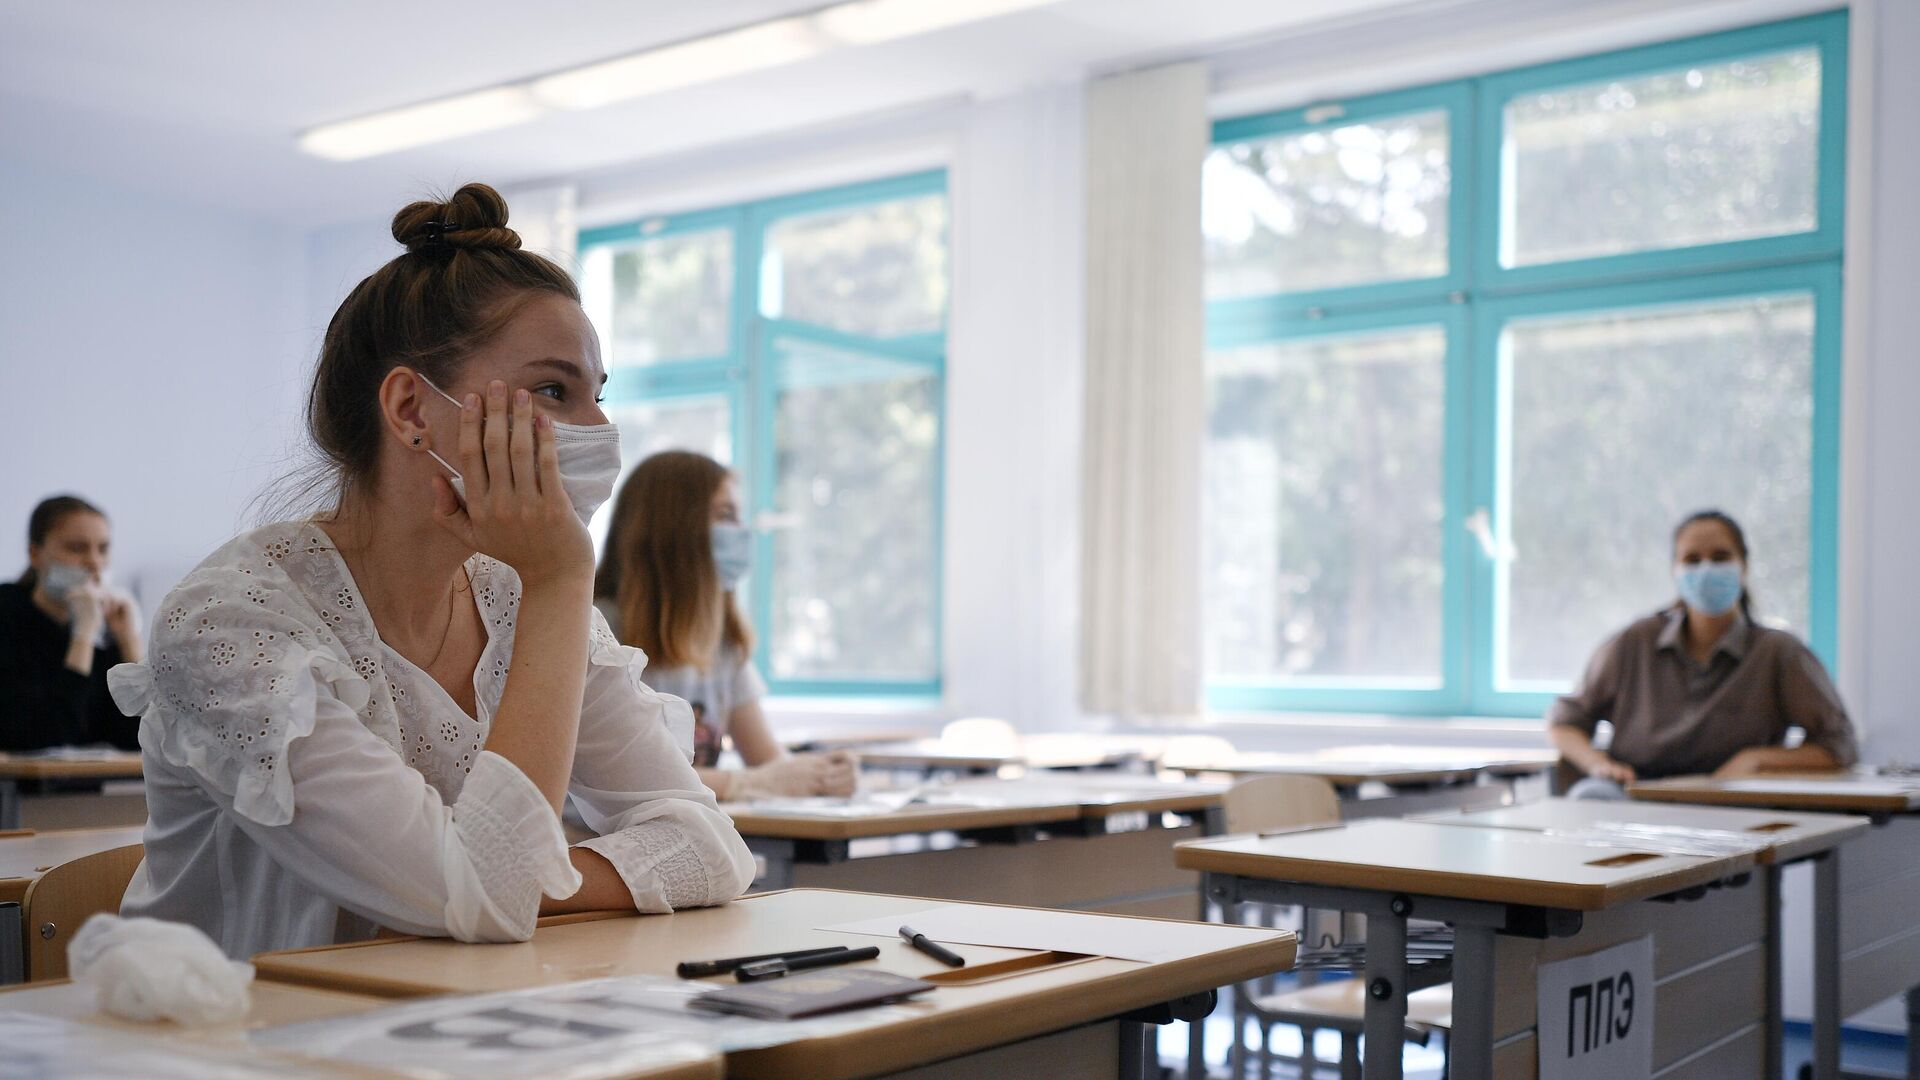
xmin=1720 ymin=779 xmax=1920 ymax=795
xmin=818 ymin=904 xmax=1282 ymax=963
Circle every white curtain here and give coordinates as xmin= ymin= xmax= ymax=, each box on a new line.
xmin=504 ymin=182 xmax=579 ymax=273
xmin=1079 ymin=62 xmax=1209 ymax=719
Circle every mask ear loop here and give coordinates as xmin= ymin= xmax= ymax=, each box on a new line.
xmin=412 ymin=372 xmax=468 ymax=491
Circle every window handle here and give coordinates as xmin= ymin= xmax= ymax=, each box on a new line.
xmin=1465 ymin=508 xmax=1516 ymax=562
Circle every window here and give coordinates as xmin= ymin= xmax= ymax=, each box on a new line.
xmin=1203 ymin=14 xmax=1845 ymax=715
xmin=579 ymin=172 xmax=948 ymax=696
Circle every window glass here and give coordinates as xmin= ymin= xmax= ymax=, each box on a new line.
xmin=1503 ymin=48 xmax=1821 ymax=266
xmin=1205 ymin=326 xmax=1448 ymax=682
xmin=586 ymin=227 xmax=733 ymax=365
xmin=1501 ymin=293 xmax=1814 ymax=685
xmin=768 ymin=339 xmax=940 ymax=682
xmin=761 ymin=194 xmax=949 ymax=337
xmin=1205 ymin=109 xmax=1451 ymax=298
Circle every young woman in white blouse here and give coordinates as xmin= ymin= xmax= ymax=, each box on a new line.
xmin=109 ymin=184 xmax=754 ymax=958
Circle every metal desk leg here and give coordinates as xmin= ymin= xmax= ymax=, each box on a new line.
xmin=1119 ymin=1019 xmax=1156 ymax=1080
xmin=1449 ymin=922 xmax=1496 ymax=1080
xmin=0 ymin=901 xmax=21 ymax=985
xmin=1765 ymin=864 xmax=1784 ymax=1080
xmin=1905 ymin=986 xmax=1920 ymax=1080
xmin=1362 ymin=897 xmax=1410 ymax=1080
xmin=1813 ymin=850 xmax=1842 ymax=1080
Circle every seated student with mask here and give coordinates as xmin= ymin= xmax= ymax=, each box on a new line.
xmin=596 ymin=451 xmax=856 ymax=801
xmin=0 ymin=495 xmax=142 ymax=750
xmin=106 ymin=185 xmax=753 ymax=959
xmin=1548 ymin=509 xmax=1857 ymax=800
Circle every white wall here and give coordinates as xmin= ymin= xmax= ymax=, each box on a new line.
xmin=0 ymin=157 xmax=307 ymax=606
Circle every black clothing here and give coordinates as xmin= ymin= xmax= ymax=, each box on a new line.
xmin=0 ymin=581 xmax=138 ymax=751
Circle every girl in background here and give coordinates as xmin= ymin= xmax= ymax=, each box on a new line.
xmin=598 ymin=451 xmax=856 ymax=800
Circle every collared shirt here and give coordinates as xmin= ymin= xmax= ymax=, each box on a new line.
xmin=1547 ymin=607 xmax=1857 ymax=778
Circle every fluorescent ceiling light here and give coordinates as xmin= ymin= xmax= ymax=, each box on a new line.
xmin=299 ymin=87 xmax=545 ymax=162
xmin=531 ymin=16 xmax=828 ymax=111
xmin=298 ymin=0 xmax=1064 ymax=160
xmin=816 ymin=0 xmax=1056 ymax=45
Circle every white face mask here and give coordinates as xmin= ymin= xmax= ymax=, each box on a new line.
xmin=417 ymin=374 xmax=623 ymax=526
xmin=39 ymin=560 xmax=93 ymax=602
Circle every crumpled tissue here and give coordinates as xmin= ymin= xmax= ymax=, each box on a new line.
xmin=68 ymin=914 xmax=254 ymax=1025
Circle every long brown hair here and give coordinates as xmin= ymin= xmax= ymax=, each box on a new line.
xmin=596 ymin=451 xmax=753 ymax=670
xmin=283 ymin=183 xmax=580 ymax=515
xmin=18 ymin=495 xmax=105 ymax=590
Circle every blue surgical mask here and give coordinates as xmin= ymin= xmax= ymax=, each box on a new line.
xmin=1676 ymin=560 xmax=1744 ymax=617
xmin=711 ymin=523 xmax=753 ymax=591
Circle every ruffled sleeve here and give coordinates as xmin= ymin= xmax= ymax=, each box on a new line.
xmin=568 ymin=608 xmax=755 ymax=911
xmin=116 ymin=569 xmax=369 ymax=827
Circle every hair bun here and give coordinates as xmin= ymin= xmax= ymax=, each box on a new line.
xmin=391 ymin=183 xmax=522 ymax=255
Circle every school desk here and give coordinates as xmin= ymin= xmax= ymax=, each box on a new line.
xmin=0 ymin=977 xmax=724 ymax=1080
xmin=0 ymin=751 xmax=145 ymax=829
xmin=1632 ymin=772 xmax=1920 ymax=1080
xmin=0 ymin=824 xmax=145 ymax=985
xmin=1160 ymin=749 xmax=1525 ymax=821
xmin=1311 ymin=744 xmax=1562 ymax=778
xmin=1425 ymin=796 xmax=1871 ymax=1079
xmin=1177 ymin=818 xmax=1764 ymax=1080
xmin=727 ymin=775 xmax=1226 ymax=921
xmin=251 ymin=888 xmax=1297 ymax=1080
xmin=780 ymin=725 xmax=938 ymax=752
xmin=854 ymin=735 xmax=1156 ymax=775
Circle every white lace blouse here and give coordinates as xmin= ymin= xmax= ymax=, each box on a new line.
xmin=107 ymin=521 xmax=755 ymax=959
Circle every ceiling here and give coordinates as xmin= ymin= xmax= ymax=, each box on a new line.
xmin=0 ymin=0 xmax=1437 ymax=224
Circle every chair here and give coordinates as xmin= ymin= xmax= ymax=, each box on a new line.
xmin=1217 ymin=776 xmax=1450 ymax=1078
xmin=1160 ymin=734 xmax=1240 ymax=775
xmin=939 ymin=717 xmax=1019 ymax=750
xmin=21 ymin=843 xmax=143 ymax=980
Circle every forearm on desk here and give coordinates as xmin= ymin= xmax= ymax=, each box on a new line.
xmin=541 ymin=846 xmax=635 ymax=915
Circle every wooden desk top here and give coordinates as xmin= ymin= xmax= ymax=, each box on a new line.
xmin=0 ymin=751 xmax=144 ymax=782
xmin=1312 ymin=744 xmax=1560 ymax=777
xmin=1630 ymin=773 xmax=1920 ymax=814
xmin=940 ymin=773 xmax=1228 ymax=817
xmin=1168 ymin=751 xmax=1482 ymax=788
xmin=779 ymin=726 xmax=937 ymax=751
xmin=253 ymin=889 xmax=1295 ymax=1080
xmin=854 ymin=735 xmax=1153 ymax=772
xmin=1427 ymin=797 xmax=1871 ymax=865
xmin=0 ymin=824 xmax=144 ymax=904
xmin=725 ymin=793 xmax=1087 ymax=841
xmin=1175 ymin=818 xmax=1757 ymax=911
xmin=0 ymin=979 xmax=722 ymax=1080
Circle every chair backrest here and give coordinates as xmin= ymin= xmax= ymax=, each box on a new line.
xmin=1158 ymin=734 xmax=1238 ymax=772
xmin=940 ymin=717 xmax=1019 ymax=750
xmin=1223 ymin=775 xmax=1341 ymax=835
xmin=21 ymin=843 xmax=143 ymax=981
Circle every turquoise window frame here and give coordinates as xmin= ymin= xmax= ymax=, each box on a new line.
xmin=580 ymin=169 xmax=949 ymax=699
xmin=1204 ymin=11 xmax=1846 ymax=717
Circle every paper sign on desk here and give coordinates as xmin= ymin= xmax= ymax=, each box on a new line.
xmin=254 ymin=973 xmax=922 ymax=1078
xmin=1535 ymin=936 xmax=1652 ymax=1080
xmin=0 ymin=1013 xmax=346 ymax=1080
xmin=820 ymin=904 xmax=1279 ymax=964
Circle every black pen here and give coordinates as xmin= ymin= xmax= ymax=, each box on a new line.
xmin=899 ymin=925 xmax=966 ymax=968
xmin=677 ymin=946 xmax=850 ymax=979
xmin=737 ymin=945 xmax=881 ymax=982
